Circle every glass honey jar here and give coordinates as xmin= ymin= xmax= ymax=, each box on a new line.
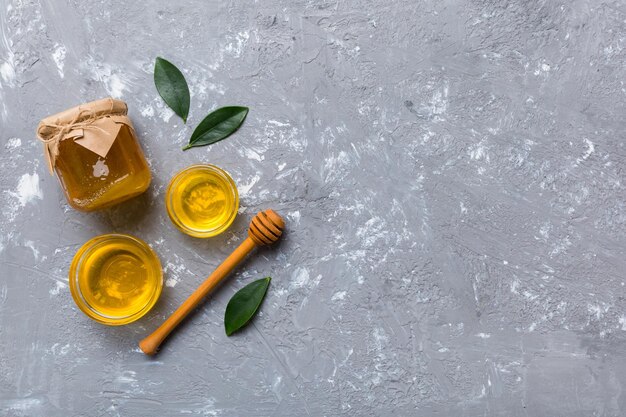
xmin=36 ymin=98 xmax=151 ymax=211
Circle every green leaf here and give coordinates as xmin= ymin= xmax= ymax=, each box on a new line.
xmin=224 ymin=277 xmax=271 ymax=336
xmin=183 ymin=106 xmax=248 ymax=150
xmin=154 ymin=57 xmax=190 ymax=123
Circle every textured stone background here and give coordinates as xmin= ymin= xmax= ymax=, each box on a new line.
xmin=1 ymin=0 xmax=626 ymax=416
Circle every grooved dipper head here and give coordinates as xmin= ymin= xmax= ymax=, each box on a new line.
xmin=248 ymin=209 xmax=285 ymax=246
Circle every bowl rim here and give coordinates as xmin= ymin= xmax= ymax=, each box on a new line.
xmin=69 ymin=233 xmax=163 ymax=326
xmin=165 ymin=164 xmax=239 ymax=238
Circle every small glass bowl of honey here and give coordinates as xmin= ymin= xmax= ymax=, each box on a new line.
xmin=69 ymin=234 xmax=163 ymax=325
xmin=165 ymin=164 xmax=239 ymax=238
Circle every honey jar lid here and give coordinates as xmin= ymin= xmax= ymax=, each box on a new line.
xmin=37 ymin=97 xmax=128 ymax=140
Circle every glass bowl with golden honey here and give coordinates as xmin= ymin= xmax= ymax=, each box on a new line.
xmin=69 ymin=234 xmax=163 ymax=325
xmin=165 ymin=164 xmax=239 ymax=238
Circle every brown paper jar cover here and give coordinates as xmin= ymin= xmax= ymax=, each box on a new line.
xmin=36 ymin=98 xmax=151 ymax=211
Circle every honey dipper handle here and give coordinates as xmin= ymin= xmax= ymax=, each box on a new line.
xmin=139 ymin=237 xmax=257 ymax=355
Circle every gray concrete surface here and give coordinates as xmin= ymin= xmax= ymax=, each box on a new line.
xmin=1 ymin=0 xmax=626 ymax=416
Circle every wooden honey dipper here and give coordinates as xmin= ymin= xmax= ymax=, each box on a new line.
xmin=139 ymin=209 xmax=285 ymax=355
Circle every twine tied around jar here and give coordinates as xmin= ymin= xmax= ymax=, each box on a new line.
xmin=36 ymin=98 xmax=134 ymax=174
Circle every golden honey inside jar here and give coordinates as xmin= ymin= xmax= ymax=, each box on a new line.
xmin=166 ymin=164 xmax=239 ymax=238
xmin=55 ymin=124 xmax=151 ymax=210
xmin=70 ymin=234 xmax=163 ymax=325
